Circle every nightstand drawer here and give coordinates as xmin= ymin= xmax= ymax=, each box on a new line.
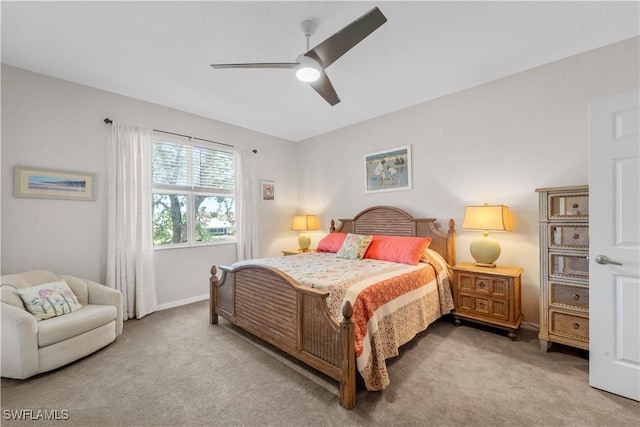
xmin=457 ymin=293 xmax=509 ymax=322
xmin=457 ymin=273 xmax=509 ymax=299
xmin=550 ymin=310 xmax=589 ymax=341
xmin=550 ymin=282 xmax=589 ymax=311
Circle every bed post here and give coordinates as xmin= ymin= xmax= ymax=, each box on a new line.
xmin=339 ymin=301 xmax=356 ymax=410
xmin=209 ymin=265 xmax=219 ymax=325
xmin=447 ymin=219 xmax=457 ymax=266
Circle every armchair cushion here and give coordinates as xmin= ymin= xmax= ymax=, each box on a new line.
xmin=18 ymin=280 xmax=82 ymax=321
xmin=37 ymin=305 xmax=117 ymax=347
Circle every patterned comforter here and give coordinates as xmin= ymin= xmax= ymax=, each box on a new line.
xmin=233 ymin=250 xmax=454 ymax=390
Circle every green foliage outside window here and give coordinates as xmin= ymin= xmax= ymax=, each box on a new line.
xmin=152 ymin=138 xmax=235 ymax=247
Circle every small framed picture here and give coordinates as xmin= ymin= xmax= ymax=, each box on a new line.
xmin=260 ymin=181 xmax=275 ymax=201
xmin=14 ymin=165 xmax=96 ymax=201
xmin=364 ymin=145 xmax=412 ymax=193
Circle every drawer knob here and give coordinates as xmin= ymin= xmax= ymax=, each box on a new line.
xmin=572 ymin=233 xmax=580 ymax=240
xmin=572 ymin=203 xmax=579 ymax=209
xmin=572 ymin=294 xmax=580 ymax=301
xmin=573 ymin=323 xmax=580 ymax=330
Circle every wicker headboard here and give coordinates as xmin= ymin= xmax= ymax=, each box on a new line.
xmin=329 ymin=206 xmax=456 ymax=266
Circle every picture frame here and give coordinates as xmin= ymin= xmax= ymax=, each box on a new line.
xmin=14 ymin=165 xmax=96 ymax=201
xmin=364 ymin=145 xmax=412 ymax=193
xmin=260 ymin=181 xmax=275 ymax=201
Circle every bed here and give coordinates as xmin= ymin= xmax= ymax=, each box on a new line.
xmin=209 ymin=206 xmax=456 ymax=409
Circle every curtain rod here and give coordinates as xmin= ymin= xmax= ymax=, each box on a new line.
xmin=104 ymin=118 xmax=257 ymax=153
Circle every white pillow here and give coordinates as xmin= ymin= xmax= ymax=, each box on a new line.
xmin=18 ymin=280 xmax=82 ymax=321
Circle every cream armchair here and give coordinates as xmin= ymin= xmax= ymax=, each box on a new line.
xmin=1 ymin=270 xmax=123 ymax=379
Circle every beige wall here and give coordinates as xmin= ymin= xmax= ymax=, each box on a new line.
xmin=3 ymin=37 xmax=638 ymax=317
xmin=1 ymin=65 xmax=299 ymax=307
xmin=297 ymin=37 xmax=640 ymax=325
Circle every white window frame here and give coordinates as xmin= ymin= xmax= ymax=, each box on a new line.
xmin=151 ymin=133 xmax=236 ymax=249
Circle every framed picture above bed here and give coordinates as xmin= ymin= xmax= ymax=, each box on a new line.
xmin=364 ymin=145 xmax=412 ymax=193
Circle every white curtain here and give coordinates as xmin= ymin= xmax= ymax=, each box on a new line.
xmin=235 ymin=147 xmax=258 ymax=261
xmin=106 ymin=123 xmax=158 ymax=320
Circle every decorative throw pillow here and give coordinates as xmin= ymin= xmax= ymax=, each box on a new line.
xmin=364 ymin=235 xmax=432 ymax=265
xmin=316 ymin=232 xmax=348 ymax=253
xmin=18 ymin=280 xmax=82 ymax=321
xmin=336 ymin=233 xmax=374 ymax=260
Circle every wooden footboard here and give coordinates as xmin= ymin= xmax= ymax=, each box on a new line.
xmin=210 ymin=264 xmax=356 ymax=409
xmin=209 ymin=206 xmax=456 ymax=409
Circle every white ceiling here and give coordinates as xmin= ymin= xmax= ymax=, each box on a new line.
xmin=2 ymin=1 xmax=638 ymax=142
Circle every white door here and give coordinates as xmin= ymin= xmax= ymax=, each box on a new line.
xmin=589 ymin=91 xmax=640 ymax=401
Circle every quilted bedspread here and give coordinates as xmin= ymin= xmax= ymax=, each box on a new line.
xmin=233 ymin=250 xmax=454 ymax=391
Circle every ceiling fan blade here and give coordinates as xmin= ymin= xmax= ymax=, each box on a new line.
xmin=308 ymin=71 xmax=340 ymax=106
xmin=305 ymin=7 xmax=387 ymax=69
xmin=210 ymin=63 xmax=297 ymax=69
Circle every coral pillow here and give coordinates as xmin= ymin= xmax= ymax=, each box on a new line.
xmin=316 ymin=232 xmax=348 ymax=253
xmin=364 ymin=235 xmax=432 ymax=265
xmin=336 ymin=233 xmax=374 ymax=260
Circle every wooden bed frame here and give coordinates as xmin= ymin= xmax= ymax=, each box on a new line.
xmin=209 ymin=206 xmax=456 ymax=409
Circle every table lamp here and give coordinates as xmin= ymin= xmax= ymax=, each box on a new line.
xmin=462 ymin=204 xmax=511 ymax=267
xmin=291 ymin=214 xmax=320 ymax=252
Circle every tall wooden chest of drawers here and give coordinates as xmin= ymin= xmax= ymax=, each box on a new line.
xmin=536 ymin=185 xmax=589 ymax=352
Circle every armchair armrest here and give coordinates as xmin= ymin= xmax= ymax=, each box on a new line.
xmin=1 ymin=303 xmax=39 ymax=379
xmin=85 ymin=281 xmax=123 ymax=336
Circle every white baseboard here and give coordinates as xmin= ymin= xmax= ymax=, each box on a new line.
xmin=521 ymin=319 xmax=540 ymax=331
xmin=157 ymin=293 xmax=208 ymax=311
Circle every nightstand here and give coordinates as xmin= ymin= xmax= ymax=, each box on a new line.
xmin=281 ymin=249 xmax=315 ymax=256
xmin=451 ymin=263 xmax=523 ymax=340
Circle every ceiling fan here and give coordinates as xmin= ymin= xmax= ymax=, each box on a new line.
xmin=210 ymin=7 xmax=387 ymax=106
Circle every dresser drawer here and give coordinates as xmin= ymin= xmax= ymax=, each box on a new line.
xmin=548 ymin=192 xmax=589 ymax=219
xmin=550 ymin=310 xmax=589 ymax=341
xmin=550 ymin=282 xmax=589 ymax=311
xmin=457 ymin=273 xmax=510 ymax=299
xmin=549 ymin=224 xmax=589 ymax=249
xmin=549 ymin=253 xmax=589 ymax=280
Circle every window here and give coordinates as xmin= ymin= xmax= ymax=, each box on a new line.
xmin=152 ymin=136 xmax=235 ymax=247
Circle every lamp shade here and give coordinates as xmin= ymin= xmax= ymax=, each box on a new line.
xmin=291 ymin=214 xmax=320 ymax=252
xmin=291 ymin=215 xmax=320 ymax=231
xmin=462 ymin=204 xmax=511 ymax=267
xmin=462 ymin=204 xmax=512 ymax=232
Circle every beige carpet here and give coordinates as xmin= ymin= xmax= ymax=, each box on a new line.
xmin=2 ymin=300 xmax=638 ymax=427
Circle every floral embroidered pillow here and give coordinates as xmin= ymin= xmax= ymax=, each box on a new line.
xmin=18 ymin=280 xmax=82 ymax=321
xmin=336 ymin=233 xmax=374 ymax=260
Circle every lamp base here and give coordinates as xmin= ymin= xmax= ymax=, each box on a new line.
xmin=473 ymin=261 xmax=497 ymax=268
xmin=298 ymin=232 xmax=311 ymax=252
xmin=469 ymin=234 xmax=501 ymax=268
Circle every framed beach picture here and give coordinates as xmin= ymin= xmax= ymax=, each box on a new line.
xmin=14 ymin=165 xmax=96 ymax=201
xmin=364 ymin=145 xmax=412 ymax=193
xmin=260 ymin=181 xmax=275 ymax=201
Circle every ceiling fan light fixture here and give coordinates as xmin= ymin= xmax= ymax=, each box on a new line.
xmin=295 ymin=55 xmax=321 ymax=82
